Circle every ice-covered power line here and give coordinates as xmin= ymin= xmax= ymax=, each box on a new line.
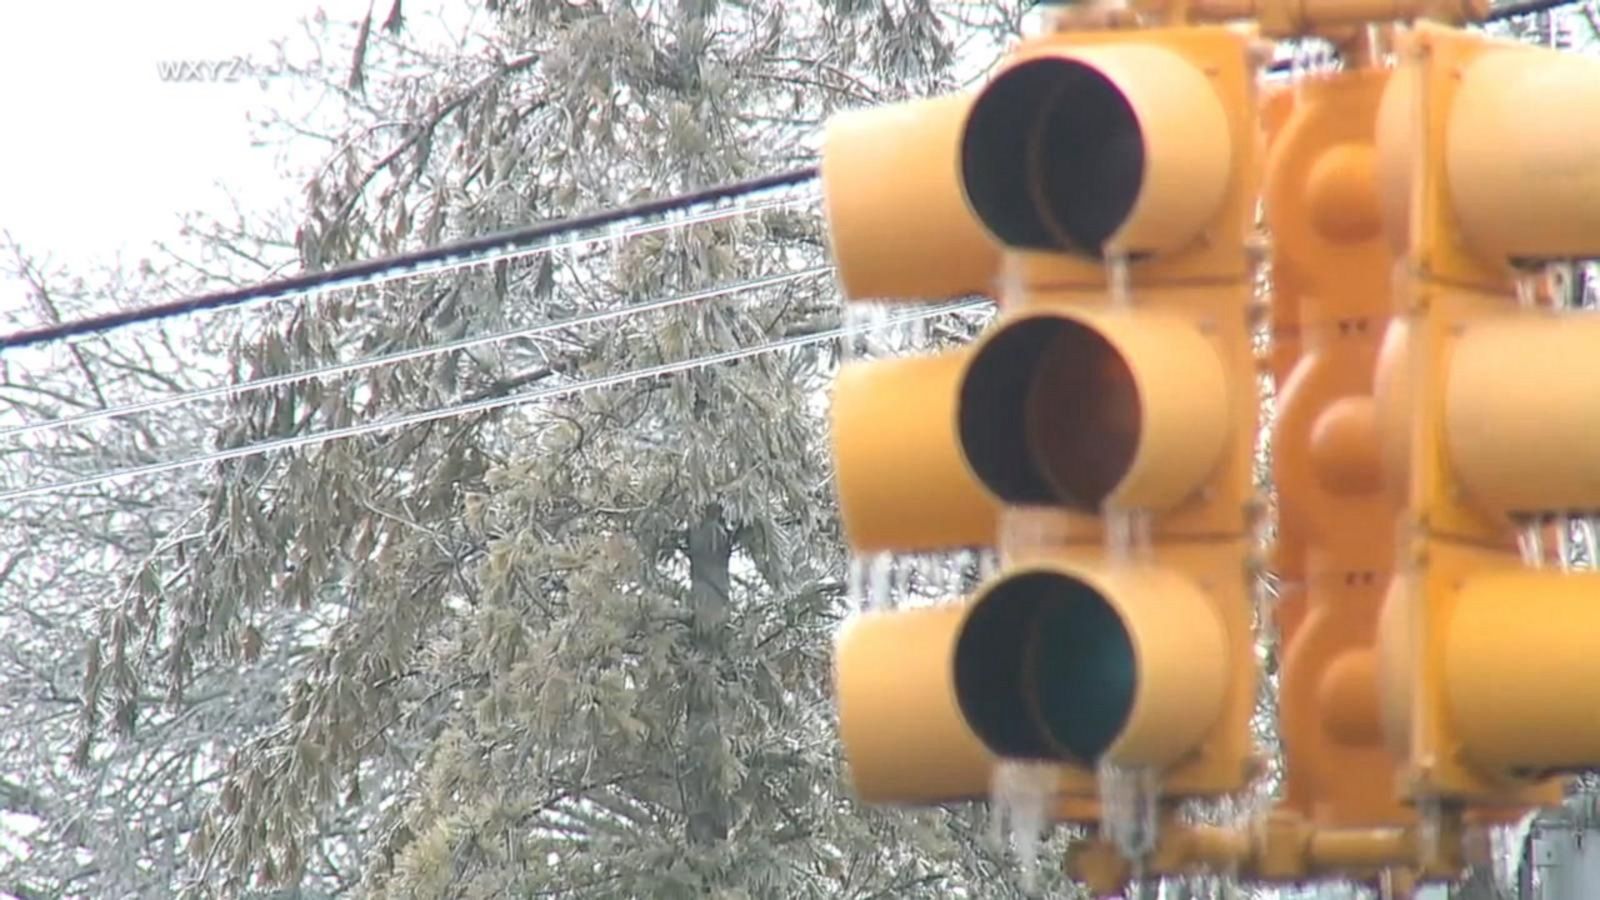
xmin=1486 ymin=0 xmax=1594 ymax=19
xmin=0 ymin=167 xmax=820 ymax=351
xmin=1 ymin=267 xmax=834 ymax=442
xmin=1258 ymin=0 xmax=1594 ymax=74
xmin=0 ymin=298 xmax=983 ymax=503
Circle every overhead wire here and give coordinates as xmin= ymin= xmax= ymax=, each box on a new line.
xmin=0 ymin=167 xmax=820 ymax=351
xmin=1 ymin=266 xmax=835 ymax=442
xmin=1485 ymin=0 xmax=1593 ymax=20
xmin=1260 ymin=0 xmax=1594 ymax=74
xmin=0 ymin=297 xmax=984 ymax=504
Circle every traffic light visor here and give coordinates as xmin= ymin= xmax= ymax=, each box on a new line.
xmin=836 ymin=605 xmax=996 ymax=803
xmin=954 ymin=569 xmax=1135 ymax=763
xmin=953 ymin=563 xmax=1228 ymax=769
xmin=1446 ymin=47 xmax=1600 ymax=261
xmin=821 ymin=93 xmax=1002 ymax=300
xmin=1445 ymin=315 xmax=1600 ymax=517
xmin=832 ymin=351 xmax=1000 ymax=552
xmin=959 ymin=44 xmax=1231 ymax=257
xmin=958 ymin=310 xmax=1229 ymax=513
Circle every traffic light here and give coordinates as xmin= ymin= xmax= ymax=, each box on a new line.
xmin=1372 ymin=22 xmax=1600 ymax=811
xmin=947 ymin=22 xmax=1263 ymax=803
xmin=819 ymin=4 xmax=1600 ymax=890
xmin=823 ymin=22 xmax=1266 ymax=836
xmin=1263 ymin=66 xmax=1413 ymax=829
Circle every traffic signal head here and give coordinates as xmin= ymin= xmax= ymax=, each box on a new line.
xmin=823 ymin=22 xmax=1263 ymax=822
xmin=952 ymin=559 xmax=1229 ymax=770
xmin=1370 ymin=23 xmax=1599 ymax=808
xmin=1260 ymin=66 xmax=1418 ymax=829
xmin=1444 ymin=315 xmax=1600 ymax=519
xmin=959 ymin=42 xmax=1233 ymax=258
xmin=957 ymin=307 xmax=1231 ymax=514
xmin=1373 ymin=24 xmax=1600 ymax=540
xmin=1378 ymin=23 xmax=1600 ymax=285
xmin=1440 ymin=47 xmax=1600 ymax=264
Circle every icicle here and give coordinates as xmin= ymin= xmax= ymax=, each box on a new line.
xmin=1105 ymin=507 xmax=1153 ymax=567
xmin=867 ymin=552 xmax=893 ymax=611
xmin=1516 ymin=515 xmax=1546 ymax=568
xmin=1514 ymin=270 xmax=1542 ymax=309
xmin=989 ymin=760 xmax=1058 ymax=894
xmin=1108 ymin=252 xmax=1132 ymax=311
xmin=1547 ymin=261 xmax=1578 ymax=310
xmin=842 ymin=304 xmax=873 ymax=361
xmin=998 ymin=506 xmax=1062 ymax=564
xmin=917 ymin=553 xmax=948 ymax=600
xmin=998 ymin=254 xmax=1027 ymax=310
xmin=1099 ymin=761 xmax=1160 ymax=862
xmin=1579 ymin=517 xmax=1600 ymax=570
xmin=890 ymin=552 xmax=912 ymax=603
xmin=954 ymin=549 xmax=977 ymax=593
xmin=907 ymin=315 xmax=927 ymax=350
xmin=1490 ymin=823 xmax=1520 ymax=895
xmin=1416 ymin=795 xmax=1446 ymax=872
xmin=978 ymin=548 xmax=1001 ymax=581
xmin=846 ymin=556 xmax=866 ymax=614
xmin=869 ymin=303 xmax=892 ymax=357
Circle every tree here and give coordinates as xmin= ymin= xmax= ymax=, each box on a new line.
xmin=83 ymin=2 xmax=1079 ymax=897
xmin=0 ymin=225 xmax=330 ymax=896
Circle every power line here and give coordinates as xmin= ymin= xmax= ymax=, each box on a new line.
xmin=1486 ymin=0 xmax=1591 ymax=20
xmin=0 ymin=298 xmax=983 ymax=504
xmin=0 ymin=167 xmax=820 ymax=352
xmin=1 ymin=267 xmax=834 ymax=442
xmin=1261 ymin=0 xmax=1592 ymax=74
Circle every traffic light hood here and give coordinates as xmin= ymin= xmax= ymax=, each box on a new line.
xmin=957 ymin=308 xmax=1231 ymax=514
xmin=831 ymin=351 xmax=1001 ymax=553
xmin=820 ymin=93 xmax=1002 ymax=302
xmin=1376 ymin=25 xmax=1600 ymax=269
xmin=959 ymin=41 xmax=1233 ymax=258
xmin=834 ymin=603 xmax=997 ymax=804
xmin=952 ymin=560 xmax=1229 ymax=770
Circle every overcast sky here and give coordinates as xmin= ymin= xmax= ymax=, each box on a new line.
xmin=0 ymin=0 xmax=418 ymax=317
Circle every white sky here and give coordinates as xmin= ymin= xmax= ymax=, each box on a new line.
xmin=0 ymin=0 xmax=382 ymax=316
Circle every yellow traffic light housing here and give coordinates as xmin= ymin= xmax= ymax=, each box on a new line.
xmin=823 ymin=22 xmax=1265 ymax=829
xmin=1262 ymin=67 xmax=1413 ymax=829
xmin=1373 ymin=23 xmax=1600 ymax=810
xmin=813 ymin=3 xmax=1600 ymax=887
xmin=956 ymin=307 xmax=1230 ymax=514
xmin=820 ymin=93 xmax=1001 ymax=302
xmin=942 ymin=23 xmax=1264 ymax=806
